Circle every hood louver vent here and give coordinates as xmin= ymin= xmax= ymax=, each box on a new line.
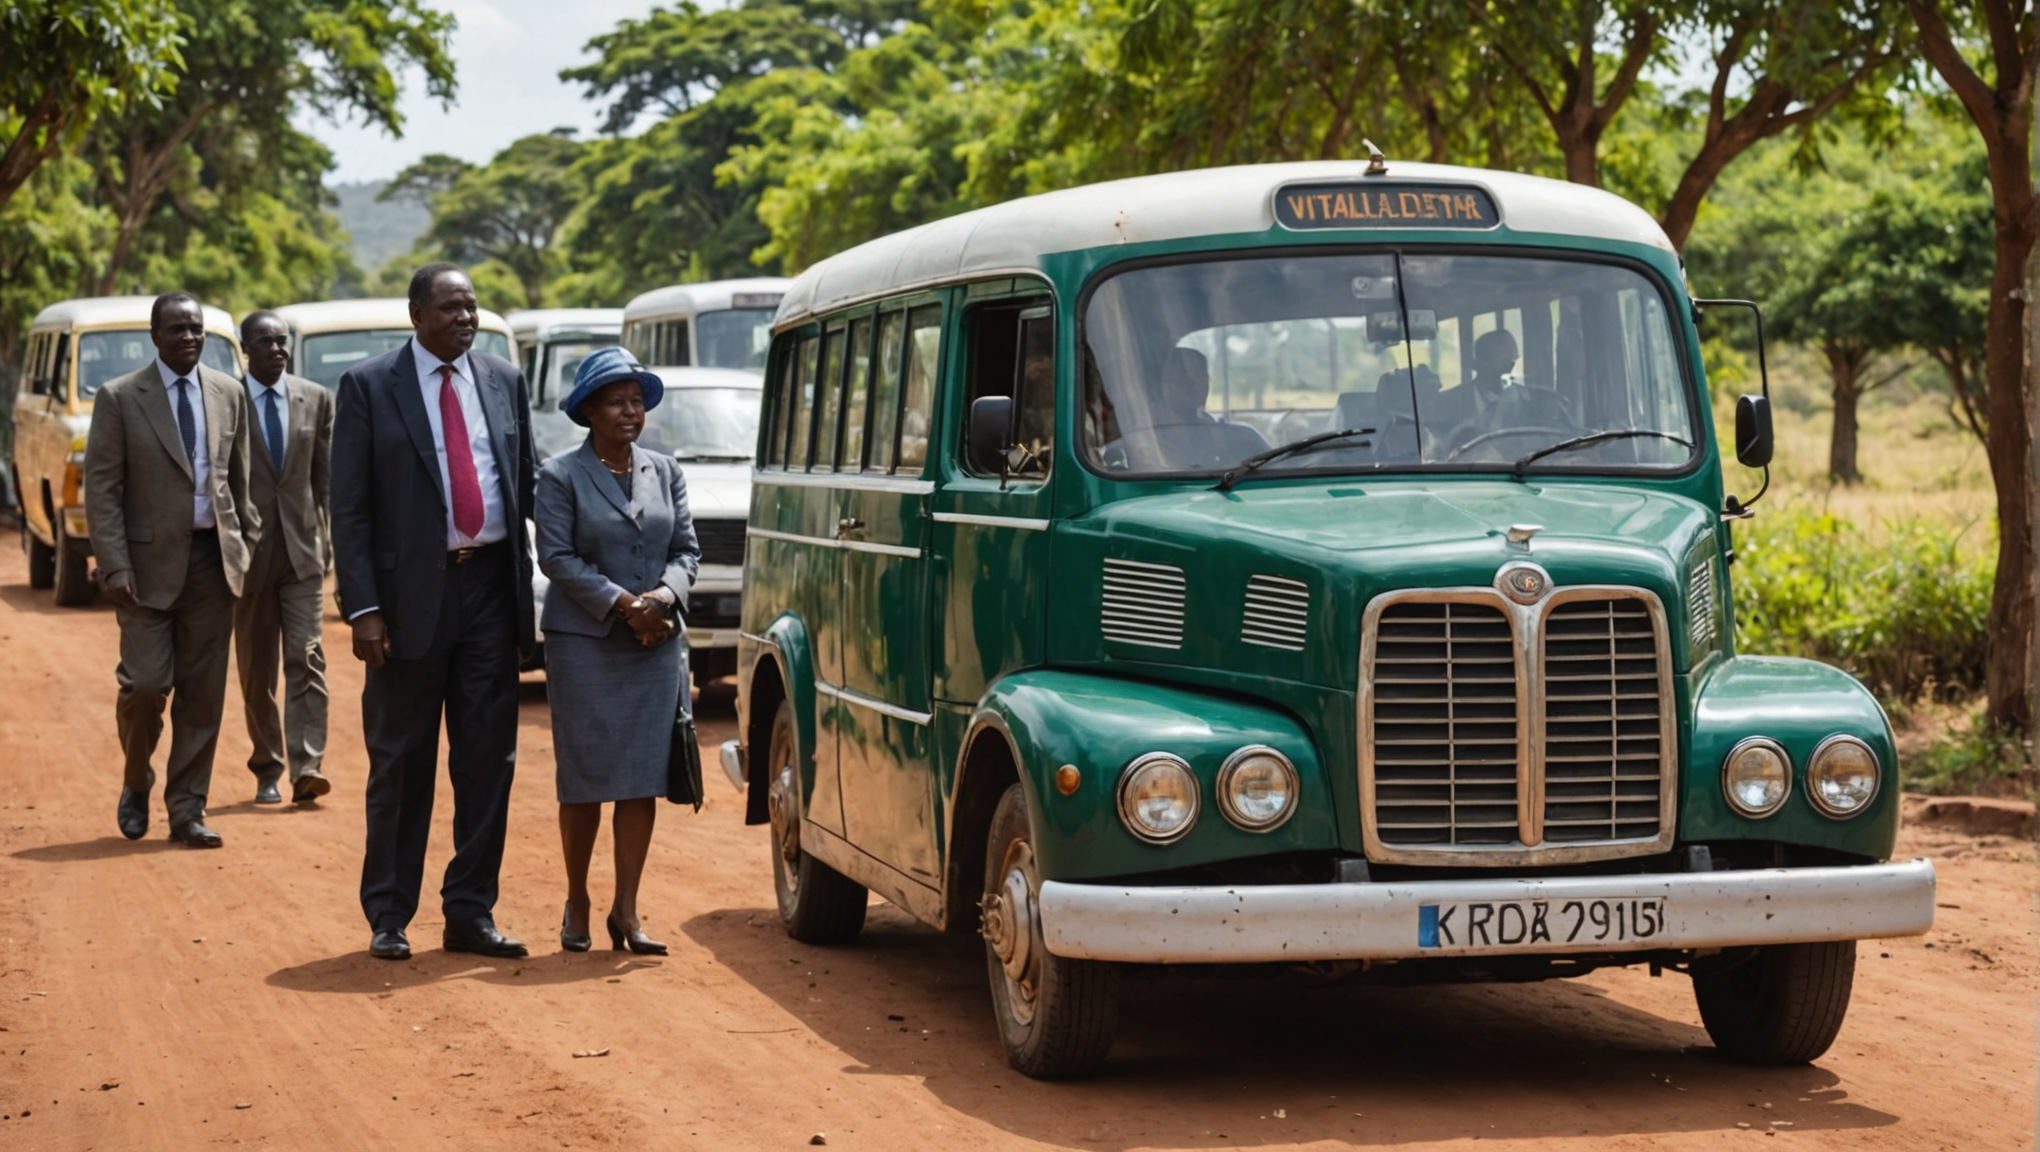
xmin=1101 ymin=558 xmax=1186 ymax=649
xmin=1687 ymin=553 xmax=1717 ymax=649
xmin=1241 ymin=574 xmax=1310 ymax=651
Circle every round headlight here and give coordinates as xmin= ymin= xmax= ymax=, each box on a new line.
xmin=1217 ymin=745 xmax=1298 ymax=831
xmin=1118 ymin=753 xmax=1199 ymax=844
xmin=1722 ymin=737 xmax=1790 ymax=817
xmin=1807 ymin=735 xmax=1880 ymax=818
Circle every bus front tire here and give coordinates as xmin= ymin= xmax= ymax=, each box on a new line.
xmin=1693 ymin=941 xmax=1855 ymax=1064
xmin=767 ymin=698 xmax=867 ymax=944
xmin=981 ymin=783 xmax=1119 ymax=1079
xmin=23 ymin=520 xmax=54 ymax=590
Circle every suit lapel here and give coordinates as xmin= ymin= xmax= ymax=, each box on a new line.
xmin=285 ymin=379 xmax=314 ymax=480
xmin=574 ymin=441 xmax=632 ymax=519
xmin=470 ymin=354 xmax=518 ymax=508
xmin=626 ymin=444 xmax=650 ymax=522
xmin=134 ymin=370 xmax=196 ymax=483
xmin=388 ymin=346 xmax=448 ymax=509
xmin=199 ymin=368 xmax=238 ymax=486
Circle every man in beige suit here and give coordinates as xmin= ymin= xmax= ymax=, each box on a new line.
xmin=234 ymin=310 xmax=334 ymax=805
xmin=85 ymin=292 xmax=258 ymax=847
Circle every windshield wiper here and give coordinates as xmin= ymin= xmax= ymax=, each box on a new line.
xmin=1216 ymin=427 xmax=1375 ymax=491
xmin=1511 ymin=429 xmax=1693 ymax=478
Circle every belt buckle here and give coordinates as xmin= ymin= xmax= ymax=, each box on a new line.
xmin=451 ymin=545 xmax=479 ymax=565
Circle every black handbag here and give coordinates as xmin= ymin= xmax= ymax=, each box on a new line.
xmin=666 ymin=645 xmax=702 ymax=810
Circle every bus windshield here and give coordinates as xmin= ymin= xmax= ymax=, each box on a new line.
xmin=641 ymin=386 xmax=762 ymax=461
xmin=77 ymin=330 xmax=237 ymax=397
xmin=695 ymin=308 xmax=775 ymax=371
xmin=1080 ymin=252 xmax=1695 ymax=478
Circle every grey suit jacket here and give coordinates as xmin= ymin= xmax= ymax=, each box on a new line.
xmin=84 ymin=362 xmax=258 ymax=608
xmin=245 ymin=373 xmax=333 ymax=582
xmin=534 ymin=440 xmax=700 ymax=639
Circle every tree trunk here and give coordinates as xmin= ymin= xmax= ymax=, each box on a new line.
xmin=1824 ymin=339 xmax=1866 ymax=484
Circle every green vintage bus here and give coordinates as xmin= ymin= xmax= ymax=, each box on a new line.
xmin=723 ymin=159 xmax=1935 ymax=1079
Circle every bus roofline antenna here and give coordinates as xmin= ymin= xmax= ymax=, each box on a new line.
xmin=1361 ymin=140 xmax=1388 ymax=177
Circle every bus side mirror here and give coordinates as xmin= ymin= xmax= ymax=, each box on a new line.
xmin=1734 ymin=394 xmax=1773 ymax=469
xmin=967 ymin=395 xmax=1013 ymax=475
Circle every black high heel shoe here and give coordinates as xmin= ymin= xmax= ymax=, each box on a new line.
xmin=606 ymin=911 xmax=667 ymax=955
xmin=560 ymin=902 xmax=591 ymax=953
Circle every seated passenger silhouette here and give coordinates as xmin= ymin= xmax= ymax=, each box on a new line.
xmin=1139 ymin=348 xmax=1267 ymax=469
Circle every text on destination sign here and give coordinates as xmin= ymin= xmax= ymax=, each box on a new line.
xmin=1275 ymin=183 xmax=1500 ymax=231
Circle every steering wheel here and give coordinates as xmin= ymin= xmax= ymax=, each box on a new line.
xmin=1442 ymin=426 xmax=1576 ymax=463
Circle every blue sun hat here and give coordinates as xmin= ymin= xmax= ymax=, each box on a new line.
xmin=563 ymin=345 xmax=664 ymax=427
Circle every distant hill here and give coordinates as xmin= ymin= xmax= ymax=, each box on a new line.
xmin=331 ymin=181 xmax=429 ymax=277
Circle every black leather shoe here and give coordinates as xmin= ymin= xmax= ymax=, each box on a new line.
xmin=560 ymin=902 xmax=591 ymax=953
xmin=117 ymin=789 xmax=148 ymax=840
xmin=444 ymin=919 xmax=528 ymax=959
xmin=292 ymin=773 xmax=332 ymax=804
xmin=169 ymin=820 xmax=223 ymax=848
xmin=254 ymin=777 xmax=283 ymax=804
xmin=606 ymin=911 xmax=668 ymax=956
xmin=370 ymin=929 xmax=411 ymax=961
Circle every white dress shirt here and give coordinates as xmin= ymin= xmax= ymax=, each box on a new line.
xmin=409 ymin=339 xmax=507 ymax=548
xmin=245 ymin=373 xmax=289 ymax=467
xmin=155 ymin=359 xmax=214 ymax=529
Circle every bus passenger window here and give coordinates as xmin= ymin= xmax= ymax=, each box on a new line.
xmin=624 ymin=321 xmax=652 ymax=363
xmin=25 ymin=334 xmax=47 ymax=396
xmin=897 ymin=306 xmax=941 ymax=471
xmin=812 ymin=325 xmax=847 ymax=472
xmin=867 ymin=310 xmax=905 ymax=473
xmin=765 ymin=340 xmax=795 ymax=467
xmin=50 ymin=335 xmax=70 ymax=400
xmin=788 ymin=335 xmax=819 ymax=469
xmin=841 ymin=316 xmax=873 ymax=470
xmin=961 ymin=300 xmax=1053 ymax=477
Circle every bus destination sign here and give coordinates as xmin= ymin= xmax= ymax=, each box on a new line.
xmin=1275 ymin=183 xmax=1500 ymax=231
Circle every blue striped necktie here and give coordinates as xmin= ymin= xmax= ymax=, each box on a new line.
xmin=263 ymin=388 xmax=284 ymax=472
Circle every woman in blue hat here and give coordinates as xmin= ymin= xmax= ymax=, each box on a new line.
xmin=533 ymin=346 xmax=700 ymax=954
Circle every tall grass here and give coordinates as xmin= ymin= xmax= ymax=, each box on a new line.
xmin=1731 ymin=509 xmax=1993 ymax=702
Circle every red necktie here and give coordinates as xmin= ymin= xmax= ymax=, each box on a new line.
xmin=438 ymin=365 xmax=485 ymax=539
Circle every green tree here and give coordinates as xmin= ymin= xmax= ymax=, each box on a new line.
xmin=385 ymin=132 xmax=587 ymax=308
xmin=0 ymin=0 xmax=182 ymax=212
xmin=1904 ymin=0 xmax=2038 ymax=733
xmin=87 ymin=0 xmax=455 ymax=292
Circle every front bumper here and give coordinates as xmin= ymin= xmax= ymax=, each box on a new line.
xmin=1038 ymin=859 xmax=1936 ymax=963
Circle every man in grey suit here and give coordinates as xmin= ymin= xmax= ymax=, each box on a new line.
xmin=233 ymin=310 xmax=334 ymax=805
xmin=331 ymin=262 xmax=537 ymax=961
xmin=85 ymin=292 xmax=258 ymax=848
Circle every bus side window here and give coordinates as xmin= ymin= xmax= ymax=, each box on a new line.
xmin=811 ymin=324 xmax=847 ymax=472
xmin=961 ymin=300 xmax=1053 ymax=477
xmin=787 ymin=334 xmax=818 ymax=469
xmin=624 ymin=320 xmax=652 ymax=363
xmin=867 ymin=310 xmax=905 ymax=473
xmin=896 ymin=305 xmax=940 ymax=472
xmin=765 ymin=338 xmax=795 ymax=468
xmin=664 ymin=320 xmax=691 ymax=367
xmin=24 ymin=333 xmax=47 ymax=396
xmin=50 ymin=334 xmax=70 ymax=401
xmin=841 ymin=315 xmax=874 ymax=470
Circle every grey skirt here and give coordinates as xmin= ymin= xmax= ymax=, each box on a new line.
xmin=545 ymin=627 xmax=688 ymax=804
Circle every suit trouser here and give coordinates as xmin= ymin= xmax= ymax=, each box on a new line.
xmin=358 ymin=544 xmax=519 ymax=931
xmin=114 ymin=530 xmax=235 ymax=826
xmin=233 ymin=536 xmax=329 ymax=783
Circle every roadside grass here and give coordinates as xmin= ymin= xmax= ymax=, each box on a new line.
xmin=1712 ymin=354 xmax=2028 ymax=797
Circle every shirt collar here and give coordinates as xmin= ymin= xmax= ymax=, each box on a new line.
xmin=156 ymin=359 xmax=198 ymax=388
xmin=410 ymin=338 xmax=473 ymax=387
xmin=245 ymin=373 xmax=285 ymax=396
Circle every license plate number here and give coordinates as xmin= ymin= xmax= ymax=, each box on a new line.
xmin=1418 ymin=897 xmax=1668 ymax=950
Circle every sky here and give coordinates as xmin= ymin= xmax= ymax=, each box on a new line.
xmin=299 ymin=0 xmax=660 ymax=186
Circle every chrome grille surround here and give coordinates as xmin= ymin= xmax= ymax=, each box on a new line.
xmin=1240 ymin=574 xmax=1310 ymax=651
xmin=1358 ymin=581 xmax=1677 ymax=867
xmin=1101 ymin=557 xmax=1187 ymax=649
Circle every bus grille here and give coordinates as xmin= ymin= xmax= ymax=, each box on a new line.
xmin=1362 ymin=588 xmax=1673 ymax=863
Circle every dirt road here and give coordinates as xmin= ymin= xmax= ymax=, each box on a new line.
xmin=0 ymin=542 xmax=2032 ymax=1151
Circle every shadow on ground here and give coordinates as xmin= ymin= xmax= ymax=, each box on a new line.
xmin=680 ymin=902 xmax=1898 ymax=1149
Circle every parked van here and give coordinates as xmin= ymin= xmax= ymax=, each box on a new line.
xmin=11 ymin=296 xmax=240 ymax=605
xmin=507 ymin=307 xmax=623 ymax=462
xmin=620 ymin=278 xmax=791 ymax=375
xmin=723 ymin=161 xmax=1935 ymax=1078
xmin=272 ymin=299 xmax=515 ymax=389
xmin=527 ymin=365 xmax=762 ymax=687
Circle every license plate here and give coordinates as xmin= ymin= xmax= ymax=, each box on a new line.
xmin=1417 ymin=897 xmax=1668 ymax=951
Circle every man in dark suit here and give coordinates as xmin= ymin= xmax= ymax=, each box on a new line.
xmin=233 ymin=310 xmax=334 ymax=805
xmin=84 ymin=292 xmax=259 ymax=847
xmin=331 ymin=263 xmax=537 ymax=961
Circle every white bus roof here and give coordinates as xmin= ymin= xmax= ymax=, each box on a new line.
xmin=271 ymin=298 xmax=514 ymax=338
xmin=32 ymin=295 xmax=236 ymax=333
xmin=507 ymin=308 xmax=623 ymax=339
xmin=622 ymin=278 xmax=793 ymax=323
xmin=777 ymin=161 xmax=1676 ymax=325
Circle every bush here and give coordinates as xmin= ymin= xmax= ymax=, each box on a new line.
xmin=1732 ymin=510 xmax=1993 ymax=701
